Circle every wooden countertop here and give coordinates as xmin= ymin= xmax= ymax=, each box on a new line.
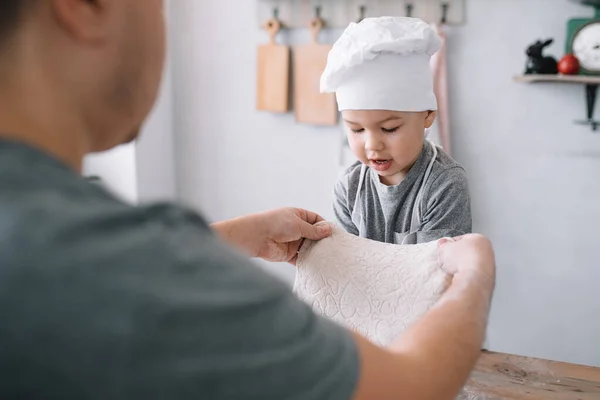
xmin=458 ymin=351 xmax=600 ymax=399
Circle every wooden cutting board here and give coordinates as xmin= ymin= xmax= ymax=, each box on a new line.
xmin=293 ymin=18 xmax=338 ymax=126
xmin=256 ymin=18 xmax=290 ymax=113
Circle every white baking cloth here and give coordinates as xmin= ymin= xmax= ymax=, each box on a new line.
xmin=294 ymin=222 xmax=450 ymax=346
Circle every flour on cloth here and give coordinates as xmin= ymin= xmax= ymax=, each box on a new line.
xmin=294 ymin=222 xmax=451 ymax=347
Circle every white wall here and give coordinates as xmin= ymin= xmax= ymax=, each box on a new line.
xmin=135 ymin=44 xmax=177 ymax=203
xmin=83 ymin=143 xmax=139 ymax=203
xmin=168 ymin=0 xmax=600 ymax=367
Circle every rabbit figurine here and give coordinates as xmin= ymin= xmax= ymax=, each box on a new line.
xmin=524 ymin=39 xmax=559 ymax=74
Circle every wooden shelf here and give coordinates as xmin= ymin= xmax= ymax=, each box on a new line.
xmin=513 ymin=74 xmax=600 ymax=131
xmin=513 ymin=74 xmax=600 ymax=84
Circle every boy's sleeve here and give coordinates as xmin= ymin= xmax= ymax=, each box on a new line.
xmin=332 ymin=177 xmax=360 ymax=235
xmin=416 ymin=166 xmax=472 ymax=243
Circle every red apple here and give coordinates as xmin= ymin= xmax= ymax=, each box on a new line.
xmin=558 ymin=54 xmax=580 ymax=75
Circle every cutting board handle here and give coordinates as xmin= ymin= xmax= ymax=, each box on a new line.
xmin=264 ymin=18 xmax=282 ymax=45
xmin=309 ymin=17 xmax=324 ymax=44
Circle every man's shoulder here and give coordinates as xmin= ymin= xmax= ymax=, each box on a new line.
xmin=0 ymin=140 xmax=283 ymax=296
xmin=0 ymin=186 xmax=295 ymax=329
xmin=0 ymin=161 xmax=216 ymax=272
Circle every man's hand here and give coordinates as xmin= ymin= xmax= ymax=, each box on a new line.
xmin=438 ymin=234 xmax=495 ymax=285
xmin=351 ymin=234 xmax=497 ymax=400
xmin=211 ymin=208 xmax=332 ymax=264
xmin=252 ymin=208 xmax=333 ymax=264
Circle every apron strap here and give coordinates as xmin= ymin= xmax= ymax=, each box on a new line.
xmin=354 ymin=163 xmax=367 ymax=212
xmin=351 ymin=164 xmax=368 ymax=234
xmin=409 ymin=141 xmax=438 ymax=233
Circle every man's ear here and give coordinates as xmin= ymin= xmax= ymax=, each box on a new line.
xmin=49 ymin=0 xmax=111 ymax=43
xmin=424 ymin=110 xmax=437 ymax=129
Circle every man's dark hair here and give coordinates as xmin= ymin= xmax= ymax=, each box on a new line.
xmin=0 ymin=0 xmax=26 ymax=45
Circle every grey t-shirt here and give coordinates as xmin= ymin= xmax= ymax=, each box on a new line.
xmin=0 ymin=139 xmax=359 ymax=399
xmin=333 ymin=141 xmax=472 ymax=244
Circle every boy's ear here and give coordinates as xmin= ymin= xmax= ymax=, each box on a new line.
xmin=424 ymin=111 xmax=437 ymax=129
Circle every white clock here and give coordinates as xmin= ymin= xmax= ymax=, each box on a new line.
xmin=572 ymin=21 xmax=600 ymax=73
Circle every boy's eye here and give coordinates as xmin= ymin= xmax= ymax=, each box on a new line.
xmin=350 ymin=128 xmax=364 ymax=134
xmin=382 ymin=126 xmax=400 ymax=133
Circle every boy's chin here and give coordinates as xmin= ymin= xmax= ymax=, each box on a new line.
xmin=374 ymin=169 xmax=406 ymax=186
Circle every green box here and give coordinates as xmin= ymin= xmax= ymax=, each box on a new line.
xmin=566 ymin=17 xmax=600 ymax=75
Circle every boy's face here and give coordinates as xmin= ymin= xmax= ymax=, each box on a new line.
xmin=342 ymin=110 xmax=436 ymax=186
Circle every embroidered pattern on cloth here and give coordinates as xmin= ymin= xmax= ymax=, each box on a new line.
xmin=294 ymin=222 xmax=450 ymax=347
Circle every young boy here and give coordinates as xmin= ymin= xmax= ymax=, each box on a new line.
xmin=321 ymin=16 xmax=471 ymax=245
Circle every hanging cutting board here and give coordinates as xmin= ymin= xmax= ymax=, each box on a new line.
xmin=293 ymin=18 xmax=338 ymax=126
xmin=256 ymin=18 xmax=290 ymax=113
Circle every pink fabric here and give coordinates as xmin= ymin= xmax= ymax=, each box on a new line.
xmin=429 ymin=24 xmax=451 ymax=156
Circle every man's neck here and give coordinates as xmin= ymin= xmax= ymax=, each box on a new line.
xmin=0 ymin=67 xmax=89 ymax=172
xmin=0 ymin=129 xmax=87 ymax=172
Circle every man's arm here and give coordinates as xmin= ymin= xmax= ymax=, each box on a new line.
xmin=211 ymin=213 xmax=264 ymax=256
xmin=212 ymin=207 xmax=493 ymax=400
xmin=187 ymin=210 xmax=495 ymax=400
xmin=351 ymin=234 xmax=495 ymax=400
xmin=191 ymin=216 xmax=495 ymax=400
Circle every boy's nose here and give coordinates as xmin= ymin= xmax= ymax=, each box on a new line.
xmin=365 ymin=133 xmax=384 ymax=152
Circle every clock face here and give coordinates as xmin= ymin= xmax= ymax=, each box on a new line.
xmin=573 ymin=22 xmax=600 ymax=71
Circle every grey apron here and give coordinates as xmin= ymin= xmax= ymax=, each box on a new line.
xmin=351 ymin=141 xmax=439 ymax=245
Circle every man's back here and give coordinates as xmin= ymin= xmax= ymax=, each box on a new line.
xmin=0 ymin=139 xmax=359 ymax=399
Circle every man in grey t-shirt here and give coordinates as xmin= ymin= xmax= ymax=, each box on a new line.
xmin=0 ymin=1 xmax=496 ymax=399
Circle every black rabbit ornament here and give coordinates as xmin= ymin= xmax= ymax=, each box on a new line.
xmin=524 ymin=39 xmax=559 ymax=75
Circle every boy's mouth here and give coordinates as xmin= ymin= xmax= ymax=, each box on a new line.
xmin=369 ymin=159 xmax=392 ymax=172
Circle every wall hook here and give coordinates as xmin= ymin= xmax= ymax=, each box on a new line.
xmin=405 ymin=3 xmax=414 ymax=18
xmin=314 ymin=5 xmax=322 ymax=19
xmin=357 ymin=5 xmax=366 ymax=23
xmin=440 ymin=2 xmax=449 ymax=24
xmin=309 ymin=4 xmax=324 ymax=40
xmin=265 ymin=6 xmax=282 ymax=39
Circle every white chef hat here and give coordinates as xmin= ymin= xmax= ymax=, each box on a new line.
xmin=320 ymin=16 xmax=441 ymax=112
